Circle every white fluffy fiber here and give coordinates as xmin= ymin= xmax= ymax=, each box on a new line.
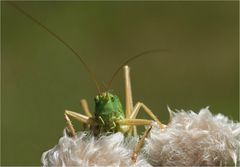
xmin=145 ymin=107 xmax=240 ymax=166
xmin=42 ymin=107 xmax=239 ymax=166
xmin=41 ymin=131 xmax=151 ymax=167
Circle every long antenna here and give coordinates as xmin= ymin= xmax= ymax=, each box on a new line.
xmin=107 ymin=49 xmax=169 ymax=89
xmin=8 ymin=2 xmax=101 ymax=94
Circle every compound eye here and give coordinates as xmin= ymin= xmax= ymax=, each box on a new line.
xmin=111 ymin=97 xmax=115 ymax=102
xmin=94 ymin=96 xmax=99 ymax=102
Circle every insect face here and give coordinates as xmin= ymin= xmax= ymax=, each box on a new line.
xmin=94 ymin=92 xmax=125 ymax=133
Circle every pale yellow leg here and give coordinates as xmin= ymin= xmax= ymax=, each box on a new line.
xmin=64 ymin=113 xmax=76 ymax=137
xmin=130 ymin=102 xmax=165 ymax=129
xmin=131 ymin=126 xmax=152 ymax=162
xmin=117 ymin=119 xmax=152 ymax=126
xmin=123 ymin=65 xmax=137 ymax=136
xmin=124 ymin=65 xmax=133 ymax=118
xmin=65 ymin=110 xmax=91 ymax=124
xmin=117 ymin=118 xmax=153 ymax=163
xmin=80 ymin=99 xmax=92 ymax=130
xmin=80 ymin=99 xmax=92 ymax=117
xmin=64 ymin=110 xmax=92 ymax=137
xmin=133 ymin=125 xmax=137 ymax=136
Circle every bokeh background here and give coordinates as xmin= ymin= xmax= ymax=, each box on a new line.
xmin=1 ymin=1 xmax=239 ymax=165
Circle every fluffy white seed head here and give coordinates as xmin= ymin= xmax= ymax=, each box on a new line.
xmin=145 ymin=107 xmax=240 ymax=166
xmin=42 ymin=131 xmax=151 ymax=167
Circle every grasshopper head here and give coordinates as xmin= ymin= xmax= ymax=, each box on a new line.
xmin=94 ymin=92 xmax=125 ymax=133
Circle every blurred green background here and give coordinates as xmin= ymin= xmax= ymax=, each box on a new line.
xmin=1 ymin=1 xmax=239 ymax=165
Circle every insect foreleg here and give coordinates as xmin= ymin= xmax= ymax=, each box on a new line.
xmin=130 ymin=102 xmax=166 ymax=129
xmin=98 ymin=116 xmax=105 ymax=125
xmin=110 ymin=121 xmax=117 ymax=130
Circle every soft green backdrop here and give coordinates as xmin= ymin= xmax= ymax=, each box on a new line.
xmin=1 ymin=1 xmax=239 ymax=165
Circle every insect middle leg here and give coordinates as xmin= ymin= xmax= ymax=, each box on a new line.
xmin=117 ymin=119 xmax=153 ymax=162
xmin=130 ymin=102 xmax=166 ymax=129
xmin=131 ymin=125 xmax=152 ymax=162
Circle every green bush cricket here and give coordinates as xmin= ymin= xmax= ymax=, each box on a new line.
xmin=9 ymin=2 xmax=167 ymax=162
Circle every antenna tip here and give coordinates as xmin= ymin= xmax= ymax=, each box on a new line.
xmin=124 ymin=65 xmax=129 ymax=69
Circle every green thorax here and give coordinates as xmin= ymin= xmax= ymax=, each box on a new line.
xmin=93 ymin=92 xmax=125 ymax=134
